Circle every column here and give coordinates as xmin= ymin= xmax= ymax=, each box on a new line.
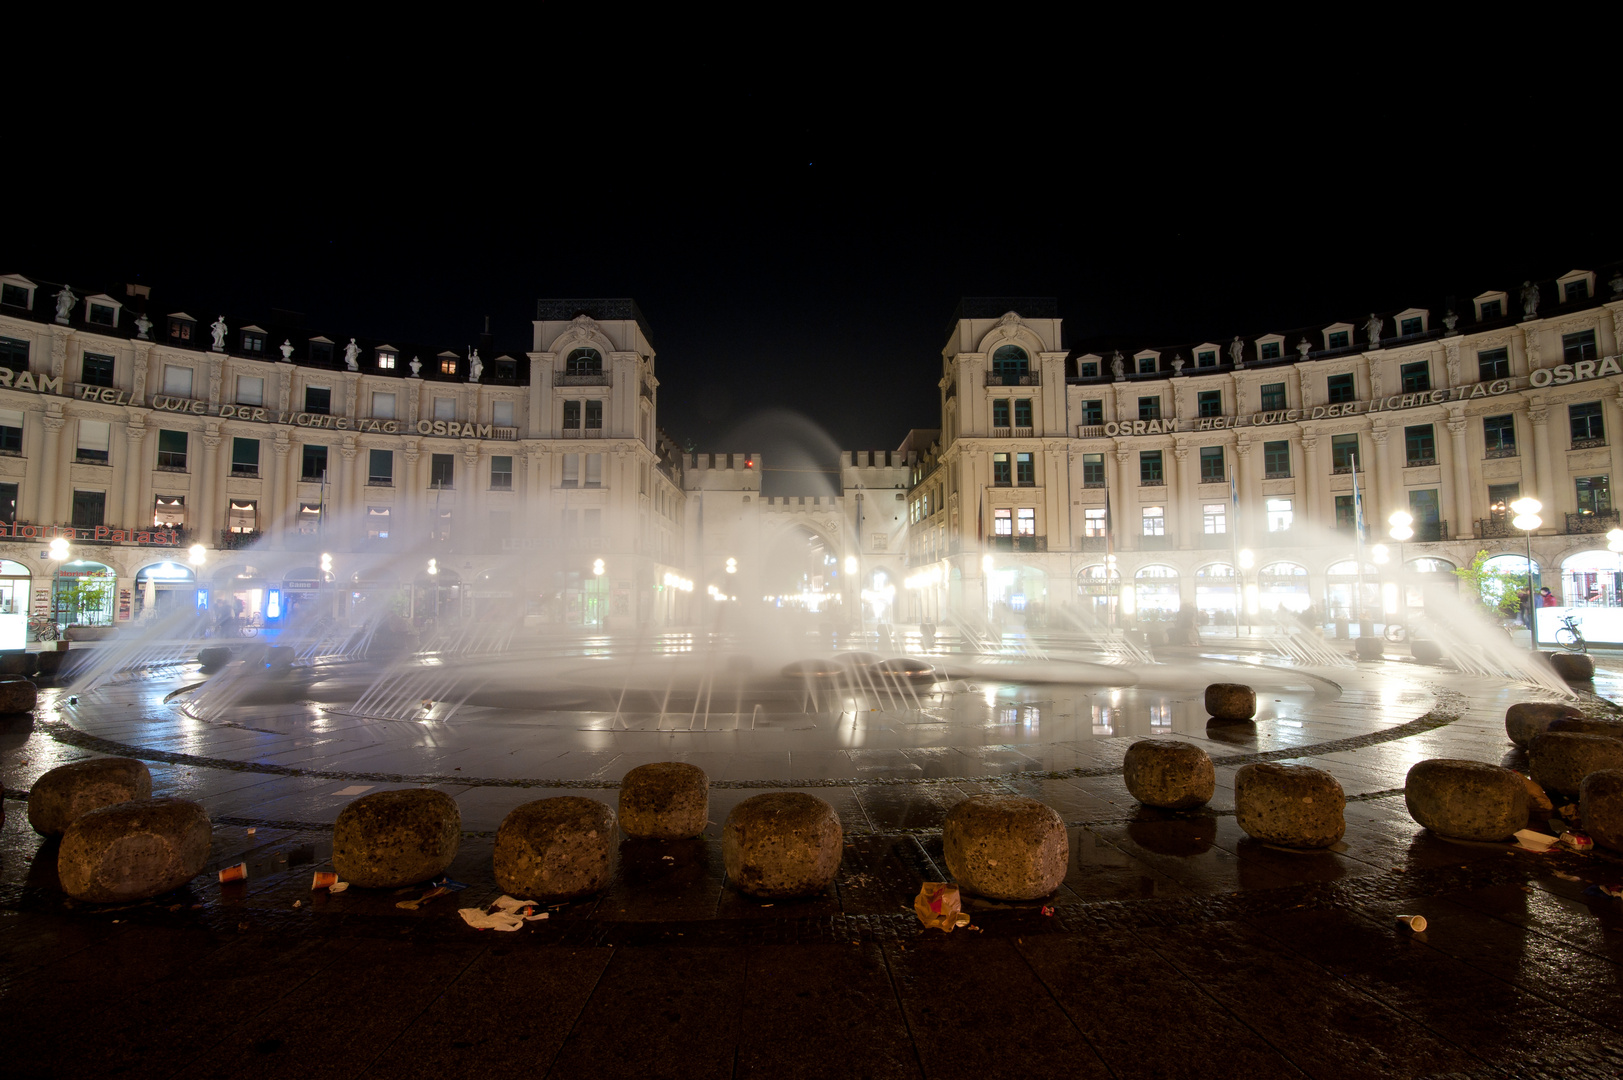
xmin=1172 ymin=441 xmax=1195 ymax=549
xmin=37 ymin=415 xmax=65 ymax=524
xmin=1528 ymin=404 xmax=1555 ymax=516
xmin=1446 ymin=413 xmax=1472 ymax=539
xmin=1369 ymin=423 xmax=1393 ymax=532
xmin=122 ymin=422 xmax=148 ymax=531
xmin=340 ymin=441 xmax=359 ymax=549
xmin=1300 ymin=432 xmax=1322 ymax=530
xmin=1112 ymin=446 xmax=1136 ymax=551
xmin=1235 ymin=438 xmax=1255 ymax=546
xmin=402 ymin=443 xmax=421 ymax=542
xmin=197 ymin=433 xmax=221 ymax=546
xmin=269 ymin=436 xmax=291 ymax=545
xmin=462 ymin=443 xmax=483 ymax=547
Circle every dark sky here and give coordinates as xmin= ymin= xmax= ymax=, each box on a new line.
xmin=14 ymin=77 xmax=1620 ymax=485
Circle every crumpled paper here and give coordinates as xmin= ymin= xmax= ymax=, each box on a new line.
xmin=458 ymin=895 xmax=552 ymax=931
xmin=914 ymin=882 xmax=971 ymax=932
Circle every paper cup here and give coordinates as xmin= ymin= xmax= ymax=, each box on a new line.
xmin=311 ymin=871 xmax=338 ymax=890
xmin=1395 ymin=914 xmax=1427 ymax=932
xmin=218 ymin=863 xmax=247 ymax=883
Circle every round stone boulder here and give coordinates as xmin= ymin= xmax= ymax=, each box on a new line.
xmin=1579 ymin=770 xmax=1623 ymax=853
xmin=1549 ymin=652 xmax=1595 ymax=683
xmin=0 ymin=651 xmax=36 ymax=676
xmin=58 ymin=797 xmax=211 ymax=902
xmin=1234 ymin=763 xmax=1345 ymax=848
xmin=1409 ymin=639 xmax=1444 ymax=664
xmin=1506 ymin=701 xmax=1583 ymax=747
xmin=331 ymin=788 xmax=460 ymax=888
xmin=1204 ymin=683 xmax=1256 ymax=721
xmin=1123 ymin=740 xmax=1215 ymax=809
xmin=494 ymin=797 xmax=614 ymax=900
xmin=1529 ymin=732 xmax=1623 ymax=796
xmin=618 ymin=762 xmax=708 ymax=840
xmin=943 ymin=795 xmax=1068 ymax=901
xmin=196 ymin=646 xmax=234 ymax=672
xmin=0 ymin=676 xmax=37 ymax=713
xmin=1548 ymin=715 xmax=1623 ymax=741
xmin=1404 ymin=759 xmax=1530 ymax=841
xmin=29 ymin=757 xmax=152 ymax=836
xmin=723 ymin=792 xmax=842 ymax=899
xmin=1353 ymin=637 xmax=1385 ymax=661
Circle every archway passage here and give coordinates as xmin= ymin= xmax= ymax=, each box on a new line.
xmin=134 ymin=560 xmax=197 ymax=620
xmin=53 ymin=560 xmax=116 ymax=628
xmin=0 ymin=558 xmax=31 ymax=648
xmin=761 ymin=525 xmax=838 ymax=613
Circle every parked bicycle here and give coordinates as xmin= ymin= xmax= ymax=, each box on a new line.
xmin=27 ymin=616 xmax=61 ymax=642
xmin=1554 ymin=614 xmax=1587 ymax=653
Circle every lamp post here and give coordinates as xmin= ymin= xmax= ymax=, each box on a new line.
xmin=1237 ymin=548 xmax=1254 ymax=634
xmin=47 ymin=537 xmax=69 ymax=633
xmin=1510 ymin=497 xmax=1542 ymax=651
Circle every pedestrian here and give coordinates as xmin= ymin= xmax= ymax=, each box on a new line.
xmin=1516 ymin=586 xmax=1531 ymax=627
xmin=1539 ymin=587 xmax=1558 ymax=607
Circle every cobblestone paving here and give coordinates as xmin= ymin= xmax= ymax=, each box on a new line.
xmin=2 ymin=648 xmax=1622 ymax=1078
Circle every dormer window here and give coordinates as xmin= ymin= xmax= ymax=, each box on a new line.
xmin=494 ymin=356 xmax=517 ymax=380
xmin=1394 ymin=308 xmax=1428 ymax=337
xmin=1557 ymin=269 xmax=1596 ymax=304
xmin=440 ymin=356 xmax=458 ymax=376
xmin=1196 ymin=349 xmax=1218 ymax=368
xmin=84 ymin=294 xmax=121 ymax=327
xmin=376 ymin=348 xmax=397 ymax=370
xmin=309 ymin=337 xmax=334 ymax=365
xmin=168 ymin=313 xmax=195 ymax=342
xmin=1255 ymin=335 xmax=1284 ymax=361
xmin=0 ymin=275 xmax=36 ymax=310
xmin=1075 ymin=353 xmax=1100 ymax=379
xmin=1323 ymin=323 xmax=1354 ymax=350
xmin=1133 ymin=351 xmax=1158 ymax=375
xmin=1474 ymin=291 xmax=1508 ymax=321
xmin=240 ymin=326 xmax=266 ymax=353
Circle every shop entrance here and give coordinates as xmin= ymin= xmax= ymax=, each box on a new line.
xmin=52 ymin=560 xmax=116 ymax=629
xmin=134 ymin=561 xmax=197 ymax=621
xmin=0 ymin=559 xmax=30 ymax=649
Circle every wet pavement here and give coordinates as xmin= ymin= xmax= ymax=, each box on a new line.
xmin=3 ymin=640 xmax=1623 ymax=1078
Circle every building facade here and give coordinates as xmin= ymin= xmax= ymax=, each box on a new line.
xmin=907 ymin=273 xmax=1623 ymax=634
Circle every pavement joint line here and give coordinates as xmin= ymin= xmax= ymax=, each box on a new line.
xmin=31 ymin=692 xmax=1469 ymax=791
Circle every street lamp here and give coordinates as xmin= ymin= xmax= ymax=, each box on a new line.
xmin=725 ymin=557 xmax=737 ymax=575
xmin=1387 ymin=511 xmax=1413 ymax=625
xmin=187 ymin=543 xmax=207 ymax=567
xmin=1238 ymin=548 xmax=1254 ymax=633
xmin=1510 ymin=497 xmax=1542 ymax=650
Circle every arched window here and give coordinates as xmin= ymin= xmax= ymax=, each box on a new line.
xmin=1133 ymin=564 xmax=1180 ymax=616
xmin=991 ymin=345 xmax=1029 ymax=381
xmin=1257 ymin=561 xmax=1311 ymax=613
xmin=566 ymin=348 xmax=603 ymax=376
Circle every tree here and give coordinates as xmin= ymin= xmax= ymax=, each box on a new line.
xmin=1452 ymin=550 xmax=1525 ymax=619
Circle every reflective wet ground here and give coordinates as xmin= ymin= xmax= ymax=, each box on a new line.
xmin=3 ymin=637 xmax=1622 ymax=1079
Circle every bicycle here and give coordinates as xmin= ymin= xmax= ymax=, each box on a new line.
xmin=1554 ymin=614 xmax=1587 ymax=652
xmin=27 ymin=616 xmax=61 ymax=642
xmin=1382 ymin=622 xmax=1408 ymax=643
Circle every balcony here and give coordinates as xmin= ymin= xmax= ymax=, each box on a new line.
xmin=640 ymin=381 xmax=653 ymax=400
xmin=992 ymin=427 xmax=1011 ymax=439
xmin=987 ymin=535 xmax=1047 ymax=552
xmin=367 ymin=478 xmax=393 ymax=487
xmin=1572 ymin=437 xmax=1608 ymax=450
xmin=1140 ymin=477 xmax=1165 ymax=487
xmin=1139 ymin=534 xmax=1173 ymax=550
xmin=1566 ymin=510 xmax=1621 ymax=534
xmin=1077 ymin=535 xmax=1108 ymax=552
xmin=555 ymin=372 xmax=611 ymax=386
xmin=1414 ymin=520 xmax=1450 ymax=542
xmin=74 ymin=454 xmax=110 ymax=466
xmin=230 ymin=466 xmax=260 ymax=478
xmin=562 ymin=427 xmax=605 ymax=439
xmin=1077 ymin=425 xmax=1107 ymax=438
xmin=1331 ymin=465 xmax=1364 ymax=474
xmin=1476 ymin=518 xmax=1514 ymax=539
xmin=1405 ymin=457 xmax=1438 ymax=468
xmin=1264 ymin=470 xmax=1292 ymax=480
xmin=1083 ymin=479 xmax=1106 ymax=488
xmin=1013 ymin=426 xmax=1034 ymax=439
xmin=218 ymin=530 xmax=261 ymax=550
xmin=985 ymin=372 xmax=1040 ymax=387
xmin=1484 ymin=447 xmax=1518 ymax=459
xmin=1199 ymin=532 xmax=1232 ymax=548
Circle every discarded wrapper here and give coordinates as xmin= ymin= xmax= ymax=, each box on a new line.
xmin=311 ymin=871 xmax=339 ymax=890
xmin=914 ymin=882 xmax=965 ymax=932
xmin=1513 ymin=829 xmax=1559 ymax=852
xmin=1395 ymin=914 xmax=1427 ymax=932
xmin=396 ymin=885 xmax=452 ymax=910
xmin=218 ymin=863 xmax=247 ymax=883
xmin=1559 ymin=832 xmax=1594 ymax=852
xmin=329 ymin=881 xmax=349 ymax=894
xmin=1041 ymin=906 xmax=1055 ymax=917
xmin=458 ymin=895 xmax=552 ymax=931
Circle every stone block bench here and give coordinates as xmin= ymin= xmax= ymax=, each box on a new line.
xmin=1205 ymin=683 xmax=1255 ymax=722
xmin=1529 ymin=732 xmax=1623 ymax=796
xmin=29 ymin=757 xmax=152 ymax=836
xmin=332 ymin=788 xmax=460 ymax=888
xmin=1404 ymin=759 xmax=1529 ymax=841
xmin=1505 ymin=702 xmax=1583 ymax=747
xmin=943 ymin=795 xmax=1068 ymax=901
xmin=494 ymin=797 xmax=615 ymax=900
xmin=723 ymin=792 xmax=842 ymax=898
xmin=1235 ymin=763 xmax=1345 ymax=848
xmin=59 ymin=797 xmax=211 ymax=902
xmin=1123 ymin=740 xmax=1214 ymax=809
xmin=1581 ymin=770 xmax=1623 ymax=853
xmin=1548 ymin=652 xmax=1595 ymax=683
xmin=618 ymin=762 xmax=708 ymax=840
xmin=0 ymin=674 xmax=38 ymax=713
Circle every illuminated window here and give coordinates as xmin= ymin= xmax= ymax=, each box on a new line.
xmin=1083 ymin=507 xmax=1107 ymax=537
xmin=1203 ymin=503 xmax=1226 ymax=534
xmin=227 ymin=500 xmax=257 ymax=534
xmin=993 ymin=508 xmax=1013 ymax=536
xmin=440 ymin=356 xmax=458 ymax=376
xmin=1266 ymin=498 xmax=1292 ymax=532
xmin=1141 ymin=505 xmax=1165 ymax=536
xmin=1016 ymin=508 xmax=1036 ymax=535
xmin=376 ymin=349 xmax=397 ymax=370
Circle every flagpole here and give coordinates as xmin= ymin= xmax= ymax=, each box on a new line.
xmin=1231 ymin=469 xmax=1242 ymax=636
xmin=1351 ymin=452 xmax=1366 ymax=628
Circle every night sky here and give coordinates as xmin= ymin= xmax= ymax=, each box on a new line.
xmin=13 ymin=81 xmax=1620 ymax=491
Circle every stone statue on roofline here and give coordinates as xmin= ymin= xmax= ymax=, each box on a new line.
xmin=135 ymin=313 xmax=152 ymax=340
xmin=344 ymin=338 xmax=360 ymax=370
xmin=468 ymin=349 xmax=483 ymax=382
xmin=1171 ymin=354 xmax=1185 ymax=376
xmin=210 ymin=316 xmax=228 ymax=351
xmin=1521 ymin=280 xmax=1540 ymax=320
xmin=54 ymin=285 xmax=77 ymax=323
xmin=280 ymin=340 xmax=294 ymax=360
xmin=1363 ymin=313 xmax=1382 ymax=349
xmin=1229 ymin=336 xmax=1245 ymax=368
xmin=1296 ymin=338 xmax=1311 ymax=361
xmin=410 ymin=356 xmax=422 ymax=377
xmin=1111 ymin=351 xmax=1124 ymax=380
xmin=1443 ymin=309 xmax=1459 ymax=334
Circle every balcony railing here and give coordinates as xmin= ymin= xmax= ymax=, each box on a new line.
xmin=1477 ymin=518 xmax=1514 ymax=538
xmin=1414 ymin=520 xmax=1449 ymax=542
xmin=1077 ymin=425 xmax=1107 ymax=438
xmin=1013 ymin=427 xmax=1034 ymax=438
xmin=1264 ymin=470 xmax=1292 ymax=479
xmin=1140 ymin=477 xmax=1165 ymax=487
xmin=1083 ymin=479 xmax=1106 ymax=488
xmin=1078 ymin=535 xmax=1108 ymax=551
xmin=230 ymin=466 xmax=260 ymax=478
xmin=555 ymin=372 xmax=611 ymax=386
xmin=1484 ymin=446 xmax=1517 ymax=459
xmin=992 ymin=427 xmax=1011 ymax=439
xmin=987 ymin=535 xmax=1047 ymax=552
xmin=1572 ymin=437 xmax=1608 ymax=450
xmin=1567 ymin=510 xmax=1621 ymax=534
xmin=985 ymin=372 xmax=1040 ymax=386
xmin=1405 ymin=457 xmax=1438 ymax=468
xmin=1331 ymin=464 xmax=1364 ymax=474
xmin=1139 ymin=534 xmax=1173 ymax=550
xmin=1199 ymin=532 xmax=1232 ymax=548
xmin=218 ymin=530 xmax=261 ymax=550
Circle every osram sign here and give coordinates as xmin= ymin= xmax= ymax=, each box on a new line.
xmin=1529 ymin=355 xmax=1623 ymax=387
